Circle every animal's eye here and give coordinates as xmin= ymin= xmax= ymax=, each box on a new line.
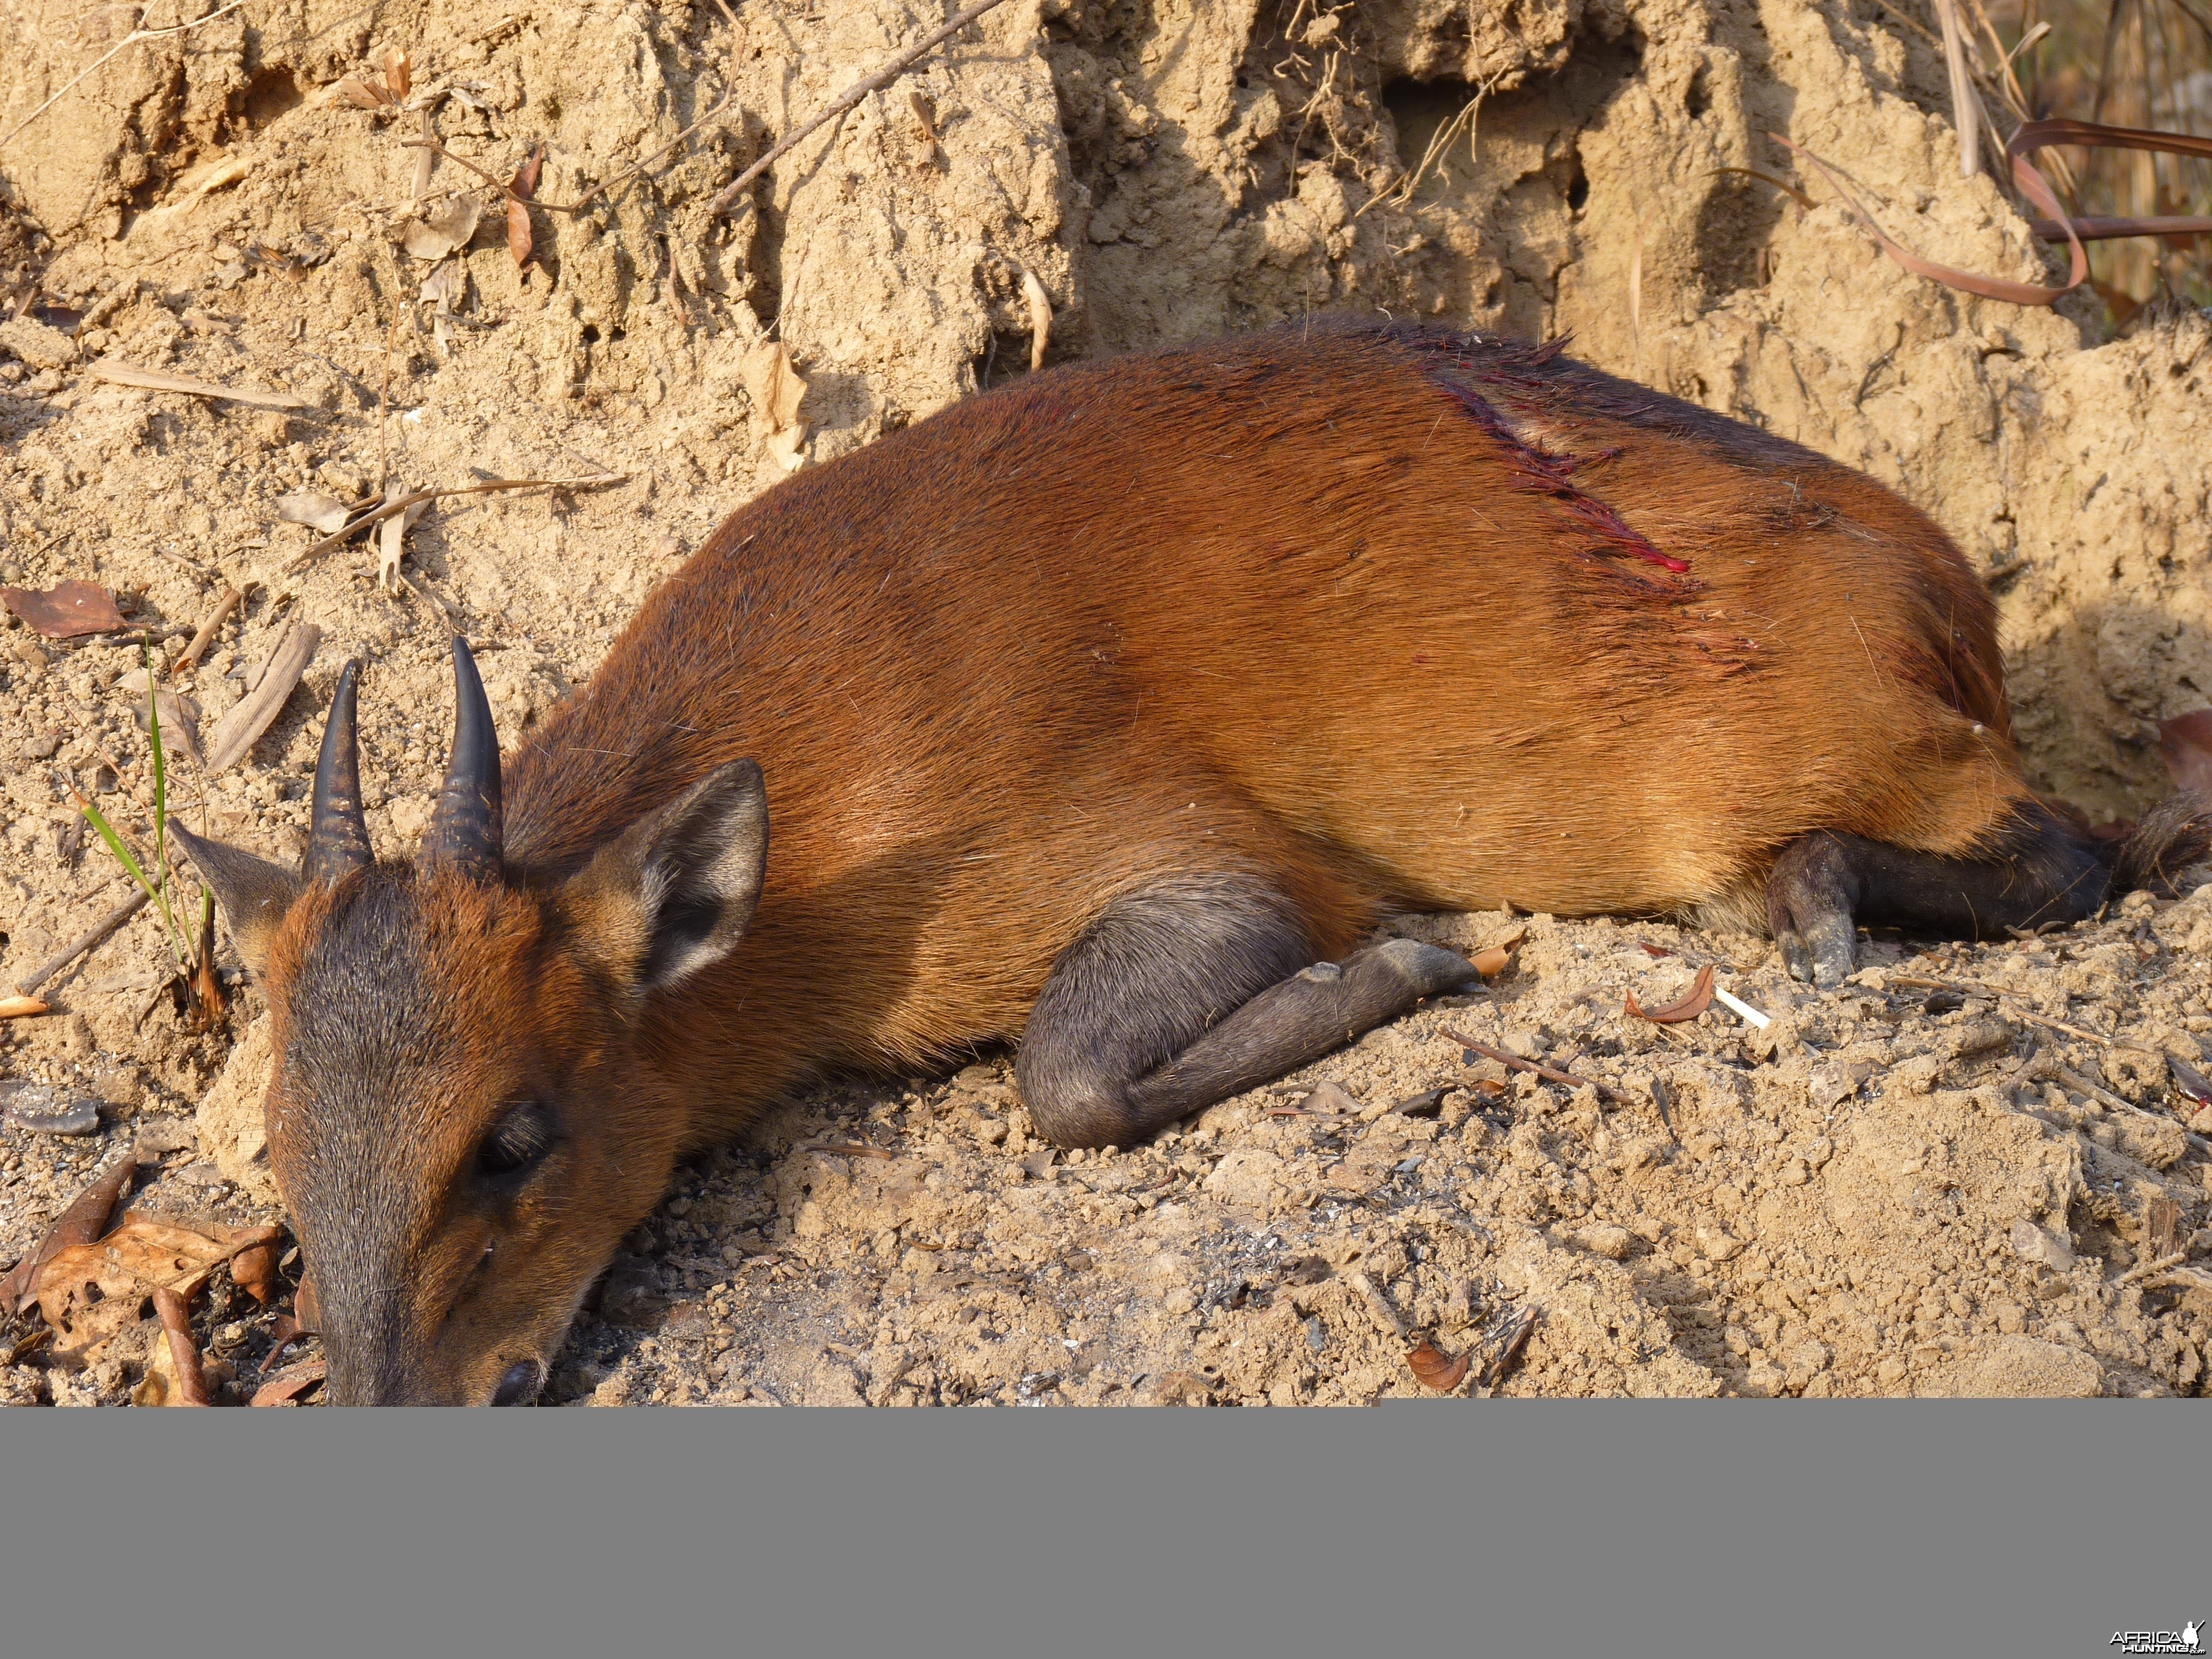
xmin=477 ymin=1100 xmax=559 ymax=1180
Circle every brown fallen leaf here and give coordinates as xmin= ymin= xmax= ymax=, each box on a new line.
xmin=1407 ymin=1341 xmax=1471 ymax=1392
xmin=1 ymin=1151 xmax=138 ymax=1314
xmin=1470 ymin=926 xmax=1527 ymax=980
xmin=3 ymin=580 xmax=126 ymax=638
xmin=231 ymin=1239 xmax=278 ymax=1306
xmin=32 ymin=1212 xmax=278 ymax=1361
xmin=150 ymin=1285 xmax=212 ymax=1405
xmin=294 ymin=1271 xmax=322 ymax=1335
xmin=0 ymin=995 xmax=51 ymax=1019
xmin=1640 ymin=942 xmax=1672 ymax=959
xmin=2159 ymin=709 xmax=2212 ymax=799
xmin=1627 ymin=963 xmax=1715 ymax=1024
xmin=252 ymin=1356 xmax=328 ymax=1406
xmin=508 ymin=143 xmax=544 ymax=272
xmin=383 ymin=46 xmax=411 ymax=103
xmin=337 ymin=77 xmax=393 ymax=109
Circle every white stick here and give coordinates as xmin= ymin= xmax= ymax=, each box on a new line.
xmin=1713 ymin=985 xmax=1772 ymax=1030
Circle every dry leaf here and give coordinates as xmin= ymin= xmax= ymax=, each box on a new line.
xmin=508 ymin=144 xmax=545 ymax=272
xmin=1407 ymin=1341 xmax=1472 ymax=1391
xmin=2159 ymin=710 xmax=2212 ymax=799
xmin=1470 ymin=925 xmax=1527 ymax=980
xmin=295 ymin=1272 xmax=322 ymax=1335
xmin=383 ymin=46 xmax=412 ymax=103
xmin=231 ymin=1240 xmax=279 ymax=1306
xmin=3 ymin=580 xmax=126 ymax=638
xmin=421 ymin=260 xmax=466 ymax=356
xmin=252 ymin=1357 xmax=327 ymax=1406
xmin=152 ymin=1285 xmax=212 ymax=1405
xmin=153 ymin=154 xmax=253 ymax=216
xmin=742 ymin=342 xmax=810 ymax=472
xmin=375 ymin=479 xmax=429 ymax=593
xmin=1627 ymin=963 xmax=1715 ymax=1024
xmin=276 ymin=491 xmax=355 ymax=535
xmin=401 ymin=195 xmax=482 ymax=262
xmin=337 ymin=77 xmax=393 ymax=109
xmin=203 ymin=617 xmax=322 ymax=771
xmin=1 ymin=1152 xmax=137 ymax=1314
xmin=131 ymin=687 xmax=203 ymax=765
xmin=32 ymin=1212 xmax=275 ymax=1361
xmin=88 ymin=358 xmax=310 ymax=410
xmin=0 ymin=995 xmax=53 ymax=1020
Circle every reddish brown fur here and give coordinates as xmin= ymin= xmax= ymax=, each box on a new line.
xmin=487 ymin=322 xmax=2025 ymax=1151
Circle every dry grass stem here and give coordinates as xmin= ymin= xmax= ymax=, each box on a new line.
xmin=285 ymin=474 xmax=629 ymax=573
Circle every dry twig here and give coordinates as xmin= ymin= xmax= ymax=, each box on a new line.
xmin=707 ymin=0 xmax=1015 ymax=217
xmin=285 ymin=474 xmax=628 ymax=573
xmin=0 ymin=0 xmax=251 ymax=152
xmin=14 ymin=890 xmax=150 ymax=997
xmin=1442 ymin=1027 xmax=1625 ymax=1105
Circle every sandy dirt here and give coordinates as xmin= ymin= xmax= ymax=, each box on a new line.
xmin=2 ymin=0 xmax=2210 ymax=1404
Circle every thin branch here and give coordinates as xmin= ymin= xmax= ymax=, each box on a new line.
xmin=14 ymin=890 xmax=150 ymax=997
xmin=708 ymin=0 xmax=1015 ymax=217
xmin=401 ymin=90 xmax=740 ymax=216
xmin=285 ymin=474 xmax=629 ymax=573
xmin=0 ymin=0 xmax=252 ymax=152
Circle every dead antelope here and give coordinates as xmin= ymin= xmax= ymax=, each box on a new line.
xmin=174 ymin=321 xmax=2208 ymax=1404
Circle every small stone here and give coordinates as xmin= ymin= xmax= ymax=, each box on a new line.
xmin=0 ymin=315 xmax=79 ymax=371
xmin=1570 ymin=1223 xmax=1632 ymax=1260
xmin=2189 ymin=1105 xmax=2212 ymax=1135
xmin=132 ymin=1116 xmax=197 ymax=1155
xmin=19 ymin=732 xmax=59 ymax=759
xmin=1 ymin=1081 xmax=101 ymax=1136
xmin=1498 ymin=1028 xmax=1546 ymax=1060
xmin=1875 ymin=1356 xmax=1908 ymax=1386
xmin=2010 ymin=1218 xmax=2075 ymax=1272
xmin=173 ymin=1161 xmax=229 ymax=1188
xmin=1993 ymin=1301 xmax=2026 ymax=1334
xmin=1695 ymin=1224 xmax=1742 ymax=1262
xmin=1778 ymin=1156 xmax=1810 ymax=1186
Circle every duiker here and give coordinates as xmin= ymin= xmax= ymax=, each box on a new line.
xmin=174 ymin=322 xmax=2205 ymax=1403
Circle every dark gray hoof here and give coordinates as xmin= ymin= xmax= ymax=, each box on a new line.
xmin=1372 ymin=938 xmax=1481 ymax=997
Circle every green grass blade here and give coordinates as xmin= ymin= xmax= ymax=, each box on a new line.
xmin=77 ymin=795 xmax=158 ymax=904
xmin=143 ymin=640 xmax=168 ymax=891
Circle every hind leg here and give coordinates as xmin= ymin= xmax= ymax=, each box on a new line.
xmin=1015 ymin=874 xmax=1479 ymax=1149
xmin=1768 ymin=802 xmax=2109 ymax=988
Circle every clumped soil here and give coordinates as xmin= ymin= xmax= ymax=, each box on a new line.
xmin=3 ymin=0 xmax=2210 ymax=1404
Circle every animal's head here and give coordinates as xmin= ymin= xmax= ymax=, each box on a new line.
xmin=172 ymin=639 xmax=768 ymax=1404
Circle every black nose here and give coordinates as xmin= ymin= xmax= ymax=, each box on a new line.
xmin=491 ymin=1359 xmax=544 ymax=1406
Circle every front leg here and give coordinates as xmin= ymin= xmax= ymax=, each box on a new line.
xmin=1015 ymin=874 xmax=1479 ymax=1149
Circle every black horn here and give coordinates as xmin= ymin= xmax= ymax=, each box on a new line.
xmin=304 ymin=659 xmax=375 ymax=883
xmin=420 ymin=635 xmax=504 ymax=880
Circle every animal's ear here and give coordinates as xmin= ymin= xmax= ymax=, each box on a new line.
xmin=168 ymin=822 xmax=305 ymax=974
xmin=562 ymin=760 xmax=769 ymax=994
